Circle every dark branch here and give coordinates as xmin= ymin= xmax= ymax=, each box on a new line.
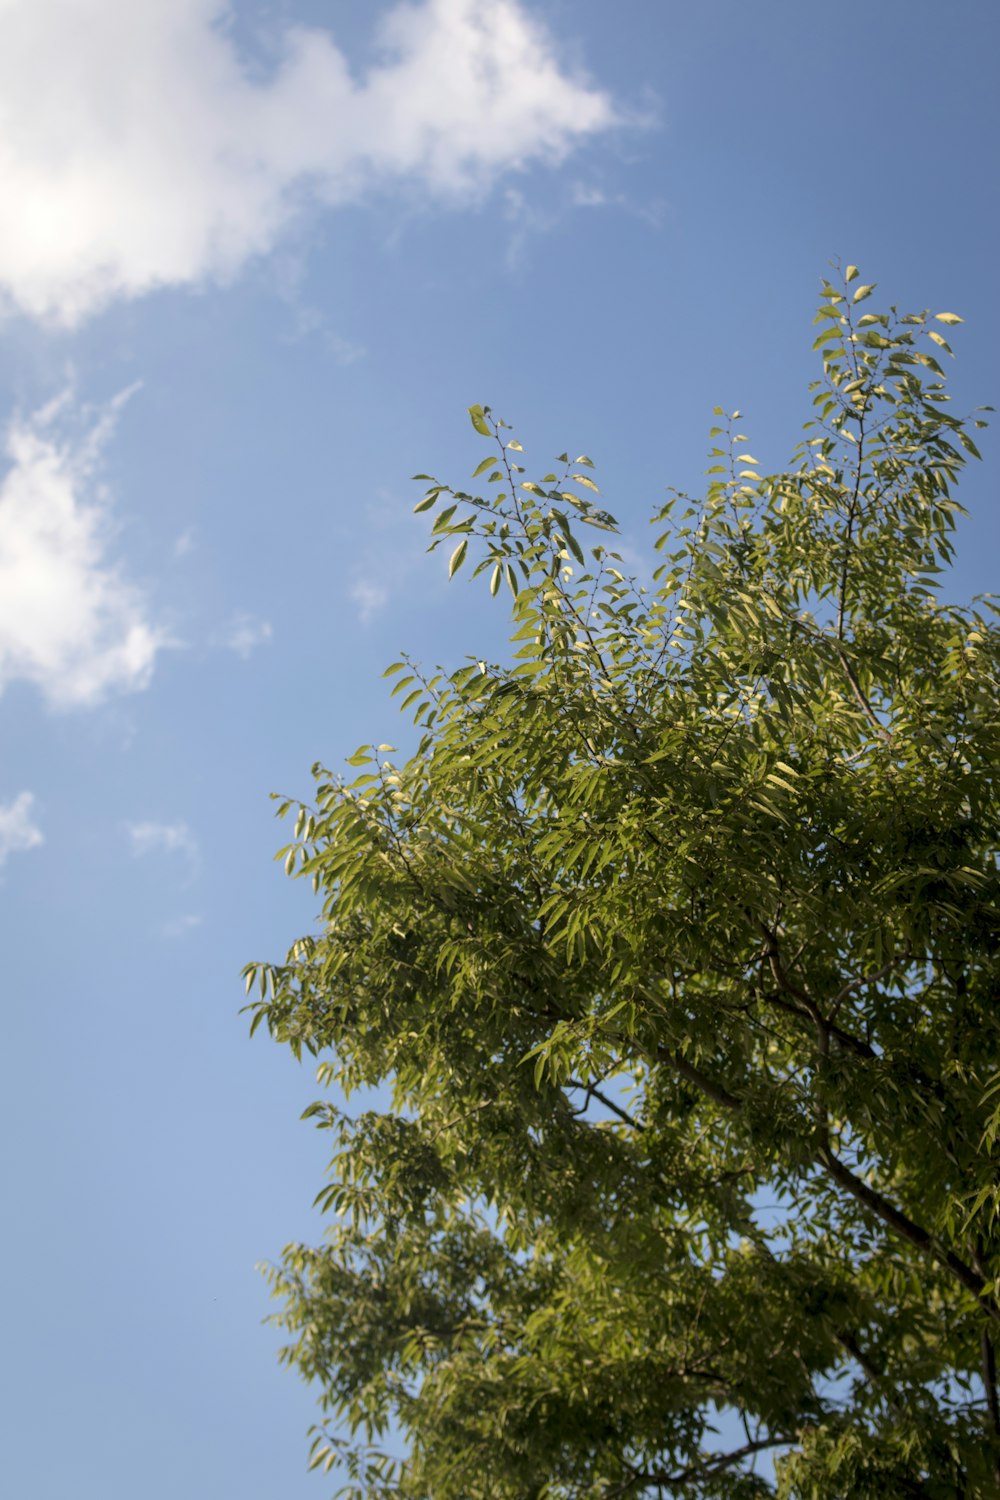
xmin=566 ymin=1077 xmax=645 ymax=1131
xmin=817 ymin=1143 xmax=1000 ymax=1325
xmin=760 ymin=987 xmax=876 ymax=1060
xmin=652 ymin=1018 xmax=1000 ymax=1326
xmin=836 ymin=644 xmax=892 ymax=741
xmin=625 ymin=1435 xmax=796 ymax=1490
xmin=654 ymin=1046 xmax=743 ymax=1112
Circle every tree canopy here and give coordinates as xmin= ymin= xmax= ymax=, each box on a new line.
xmin=245 ymin=271 xmax=1000 ymax=1498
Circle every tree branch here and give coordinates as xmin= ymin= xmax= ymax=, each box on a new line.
xmin=760 ymin=987 xmax=876 ymax=1060
xmin=835 ymin=402 xmax=866 ymax=645
xmin=982 ymin=1326 xmax=1000 ymax=1478
xmin=834 ymin=1328 xmax=904 ymax=1419
xmin=973 ymin=1238 xmax=1000 ymax=1484
xmin=836 ymin=644 xmax=892 ymax=741
xmin=817 ymin=1143 xmax=1000 ymax=1325
xmin=623 ymin=1435 xmax=796 ymax=1491
xmin=566 ymin=1077 xmax=645 ymax=1131
xmin=654 ymin=1045 xmax=743 ymax=1112
xmin=652 ymin=1024 xmax=1000 ymax=1327
xmin=829 ymin=952 xmax=909 ymax=1019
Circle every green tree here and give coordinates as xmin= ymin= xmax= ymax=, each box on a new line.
xmin=246 ymin=272 xmax=1000 ymax=1498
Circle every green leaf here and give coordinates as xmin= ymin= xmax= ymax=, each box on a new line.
xmin=468 ymin=404 xmax=491 ymax=436
xmin=845 ymin=264 xmax=860 ymax=283
xmin=448 ymin=539 xmax=468 ymax=577
xmin=565 ymin=530 xmax=585 ymax=565
xmin=934 ymin=312 xmax=964 ymax=325
xmin=852 ymin=283 xmax=875 ymax=302
xmin=431 ymin=504 xmax=459 ymax=535
xmin=471 ymin=457 xmax=496 ymax=479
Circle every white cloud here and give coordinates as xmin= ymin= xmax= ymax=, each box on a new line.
xmin=0 ymin=790 xmax=44 ymax=865
xmin=216 ymin=611 xmax=273 ymax=658
xmin=173 ymin=527 xmax=197 ymax=558
xmin=502 ymin=186 xmax=557 ymax=269
xmin=326 ymin=334 xmax=367 ymax=367
xmin=0 ymin=390 xmax=165 ymax=707
xmin=350 ymin=577 xmax=389 ymax=625
xmin=271 ymin=246 xmax=368 ymax=359
xmin=571 ymin=182 xmax=607 ymax=208
xmin=160 ymin=912 xmax=202 ymax=939
xmin=0 ymin=0 xmax=619 ymax=325
xmin=127 ymin=821 xmax=200 ymax=890
xmin=127 ymin=820 xmax=199 ymax=863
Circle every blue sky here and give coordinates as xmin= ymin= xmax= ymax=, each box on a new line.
xmin=1 ymin=2 xmax=997 ymax=1495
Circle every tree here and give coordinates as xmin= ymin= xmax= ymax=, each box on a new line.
xmin=245 ymin=271 xmax=1000 ymax=1498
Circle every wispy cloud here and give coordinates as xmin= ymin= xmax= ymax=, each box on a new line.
xmin=571 ymin=182 xmax=608 ymax=208
xmin=215 ymin=612 xmax=273 ymax=659
xmin=127 ymin=820 xmax=199 ymax=867
xmin=172 ymin=527 xmax=197 ymax=559
xmin=271 ymin=247 xmax=368 ymax=360
xmin=160 ymin=912 xmax=202 ymax=940
xmin=350 ymin=578 xmax=390 ymax=625
xmin=0 ymin=791 xmax=44 ymax=866
xmin=0 ymin=389 xmax=165 ymax=708
xmin=502 ymin=186 xmax=557 ymax=270
xmin=326 ymin=334 xmax=367 ymax=367
xmin=0 ymin=0 xmax=619 ymax=326
xmin=503 ymin=174 xmax=666 ymax=267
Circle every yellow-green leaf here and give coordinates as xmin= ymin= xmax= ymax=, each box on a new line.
xmin=468 ymin=404 xmax=491 ymax=436
xmin=934 ymin=312 xmax=964 ymax=325
xmin=448 ymin=539 xmax=468 ymax=577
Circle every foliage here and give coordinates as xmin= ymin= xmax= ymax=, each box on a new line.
xmin=246 ymin=272 xmax=1000 ymax=1497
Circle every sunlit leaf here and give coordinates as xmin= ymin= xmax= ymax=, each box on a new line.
xmin=448 ymin=539 xmax=468 ymax=577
